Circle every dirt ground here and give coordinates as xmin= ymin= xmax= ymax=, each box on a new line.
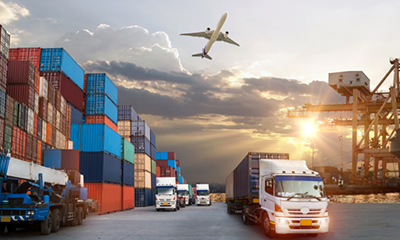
xmin=210 ymin=193 xmax=226 ymax=203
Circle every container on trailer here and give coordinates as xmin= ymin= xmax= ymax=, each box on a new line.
xmin=40 ymin=48 xmax=85 ymax=90
xmin=41 ymin=71 xmax=85 ymax=112
xmin=130 ymin=136 xmax=150 ymax=156
xmin=122 ymin=186 xmax=135 ymax=210
xmin=86 ymin=182 xmax=122 ymax=214
xmin=85 ymin=73 xmax=118 ymax=105
xmin=118 ymin=105 xmax=138 ymax=121
xmin=86 ymin=94 xmax=117 ymax=124
xmin=80 ymin=151 xmax=122 ymax=184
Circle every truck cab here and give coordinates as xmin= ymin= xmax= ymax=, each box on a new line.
xmin=155 ymin=177 xmax=179 ymax=211
xmin=259 ymin=160 xmax=329 ymax=237
xmin=196 ymin=184 xmax=211 ymax=206
xmin=177 ymin=184 xmax=190 ymax=206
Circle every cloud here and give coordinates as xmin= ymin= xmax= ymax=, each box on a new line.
xmin=0 ymin=2 xmax=29 ymax=24
xmin=55 ymin=24 xmax=184 ymax=72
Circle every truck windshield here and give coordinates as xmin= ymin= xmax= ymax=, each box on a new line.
xmin=177 ymin=191 xmax=188 ymax=197
xmin=197 ymin=190 xmax=209 ymax=196
xmin=275 ymin=176 xmax=326 ymax=198
xmin=156 ymin=187 xmax=174 ymax=195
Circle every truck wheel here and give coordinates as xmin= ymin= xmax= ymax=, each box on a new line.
xmin=242 ymin=211 xmax=250 ymax=225
xmin=51 ymin=209 xmax=61 ymax=233
xmin=227 ymin=204 xmax=233 ymax=214
xmin=173 ymin=207 xmax=177 ymax=212
xmin=41 ymin=211 xmax=53 ymax=235
xmin=70 ymin=208 xmax=79 ymax=226
xmin=0 ymin=224 xmax=5 ymax=233
xmin=262 ymin=212 xmax=275 ymax=238
xmin=77 ymin=207 xmax=84 ymax=225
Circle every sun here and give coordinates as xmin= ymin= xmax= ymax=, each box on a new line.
xmin=302 ymin=121 xmax=316 ymax=137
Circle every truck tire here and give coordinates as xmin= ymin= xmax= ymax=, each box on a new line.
xmin=242 ymin=211 xmax=250 ymax=225
xmin=173 ymin=207 xmax=177 ymax=212
xmin=77 ymin=207 xmax=84 ymax=225
xmin=51 ymin=209 xmax=61 ymax=233
xmin=227 ymin=204 xmax=233 ymax=214
xmin=262 ymin=212 xmax=275 ymax=238
xmin=41 ymin=211 xmax=53 ymax=235
xmin=0 ymin=224 xmax=5 ymax=233
xmin=70 ymin=208 xmax=79 ymax=226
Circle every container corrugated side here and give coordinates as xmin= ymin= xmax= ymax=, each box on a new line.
xmin=121 ymin=138 xmax=134 ymax=164
xmin=0 ymin=54 xmax=7 ymax=88
xmin=86 ymin=183 xmax=122 ymax=214
xmin=69 ymin=103 xmax=83 ymax=124
xmin=8 ymin=48 xmax=41 ymax=70
xmin=86 ymin=73 xmax=118 ymax=105
xmin=225 ymin=171 xmax=234 ymax=201
xmin=233 ymin=152 xmax=289 ymax=199
xmin=86 ymin=94 xmax=118 ymax=124
xmin=122 ymin=160 xmax=135 ymax=186
xmin=0 ymin=25 xmax=11 ymax=59
xmin=130 ymin=120 xmax=150 ymax=140
xmin=43 ymin=149 xmax=62 ymax=169
xmin=117 ymin=120 xmax=131 ymax=137
xmin=168 ymin=160 xmax=176 ymax=168
xmin=0 ymin=86 xmax=6 ymax=118
xmin=151 ymin=160 xmax=156 ymax=175
xmin=40 ymin=48 xmax=84 ymax=90
xmin=85 ymin=115 xmax=117 ymax=133
xmin=80 ymin=151 xmax=122 ymax=184
xmin=150 ymin=130 xmax=156 ymax=147
xmin=134 ymin=153 xmax=151 ymax=172
xmin=134 ymin=188 xmax=153 ymax=207
xmin=122 ymin=186 xmax=135 ymax=210
xmin=134 ymin=170 xmax=152 ymax=189
xmin=168 ymin=152 xmax=176 ymax=160
xmin=156 ymin=152 xmax=168 ymax=160
xmin=118 ymin=105 xmax=138 ymax=121
xmin=80 ymin=123 xmax=121 ymax=158
xmin=130 ymin=136 xmax=150 ymax=156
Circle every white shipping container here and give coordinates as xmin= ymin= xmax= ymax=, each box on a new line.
xmin=27 ymin=108 xmax=34 ymax=135
xmin=131 ymin=120 xmax=151 ymax=140
xmin=118 ymin=120 xmax=131 ymax=137
xmin=134 ymin=169 xmax=152 ymax=189
xmin=60 ymin=95 xmax=66 ymax=116
xmin=56 ymin=111 xmax=61 ymax=130
xmin=34 ymin=93 xmax=39 ymax=114
xmin=39 ymin=77 xmax=48 ymax=100
xmin=47 ymin=103 xmax=53 ymax=124
xmin=67 ymin=140 xmax=73 ymax=149
xmin=42 ymin=120 xmax=47 ymax=142
xmin=134 ymin=153 xmax=152 ymax=172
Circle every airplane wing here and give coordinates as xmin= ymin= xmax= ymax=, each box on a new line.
xmin=180 ymin=31 xmax=212 ymax=39
xmin=217 ymin=33 xmax=240 ymax=47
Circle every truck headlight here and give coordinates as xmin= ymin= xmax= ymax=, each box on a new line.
xmin=27 ymin=210 xmax=35 ymax=215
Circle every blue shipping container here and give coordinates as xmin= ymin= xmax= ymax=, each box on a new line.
xmin=70 ymin=124 xmax=81 ymax=150
xmin=150 ymin=144 xmax=156 ymax=160
xmin=43 ymin=150 xmax=62 ymax=169
xmin=134 ymin=188 xmax=153 ymax=207
xmin=122 ymin=160 xmax=135 ymax=186
xmin=69 ymin=103 xmax=83 ymax=124
xmin=79 ymin=152 xmax=122 ymax=184
xmin=156 ymin=152 xmax=168 ymax=160
xmin=131 ymin=136 xmax=150 ymax=157
xmin=118 ymin=105 xmax=138 ymax=121
xmin=179 ymin=176 xmax=184 ymax=184
xmin=176 ymin=166 xmax=180 ymax=173
xmin=86 ymin=94 xmax=118 ymax=124
xmin=168 ymin=160 xmax=176 ymax=169
xmin=151 ymin=174 xmax=156 ymax=190
xmin=80 ymin=123 xmax=121 ymax=158
xmin=86 ymin=73 xmax=118 ymax=105
xmin=150 ymin=130 xmax=156 ymax=147
xmin=40 ymin=48 xmax=85 ymax=90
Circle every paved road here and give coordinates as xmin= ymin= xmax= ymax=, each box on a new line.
xmin=1 ymin=202 xmax=400 ymax=239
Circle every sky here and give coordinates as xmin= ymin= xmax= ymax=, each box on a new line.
xmin=2 ymin=0 xmax=400 ymax=183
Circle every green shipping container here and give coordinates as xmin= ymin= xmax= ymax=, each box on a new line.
xmin=152 ymin=159 xmax=156 ymax=175
xmin=121 ymin=138 xmax=134 ymax=164
xmin=188 ymin=184 xmax=193 ymax=198
xmin=4 ymin=125 xmax=12 ymax=152
xmin=13 ymin=101 xmax=20 ymax=126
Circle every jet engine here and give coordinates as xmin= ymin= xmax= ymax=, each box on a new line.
xmin=224 ymin=31 xmax=229 ymax=38
xmin=205 ymin=27 xmax=211 ymax=34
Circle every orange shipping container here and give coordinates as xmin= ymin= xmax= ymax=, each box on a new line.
xmin=85 ymin=115 xmax=118 ymax=133
xmin=156 ymin=166 xmax=161 ymax=177
xmin=122 ymin=186 xmax=135 ymax=210
xmin=46 ymin=123 xmax=53 ymax=145
xmin=86 ymin=183 xmax=122 ymax=215
xmin=36 ymin=139 xmax=42 ymax=165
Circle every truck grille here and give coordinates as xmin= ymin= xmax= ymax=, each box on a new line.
xmin=286 ymin=209 xmax=322 ymax=215
xmin=0 ymin=210 xmax=26 ymax=216
xmin=289 ymin=225 xmax=320 ymax=229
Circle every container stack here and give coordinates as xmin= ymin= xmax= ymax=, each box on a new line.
xmin=0 ymin=25 xmax=10 ymax=151
xmin=156 ymin=152 xmax=186 ymax=184
xmin=118 ymin=105 xmax=156 ymax=207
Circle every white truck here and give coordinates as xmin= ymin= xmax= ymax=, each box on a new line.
xmin=177 ymin=184 xmax=190 ymax=206
xmin=155 ymin=177 xmax=180 ymax=211
xmin=196 ymin=184 xmax=211 ymax=206
xmin=226 ymin=152 xmax=329 ymax=238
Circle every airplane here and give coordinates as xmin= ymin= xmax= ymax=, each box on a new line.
xmin=180 ymin=12 xmax=239 ymax=60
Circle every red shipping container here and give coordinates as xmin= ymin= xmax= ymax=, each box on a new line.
xmin=0 ymin=53 xmax=7 ymax=88
xmin=33 ymin=114 xmax=38 ymax=138
xmin=7 ymin=60 xmax=38 ymax=88
xmin=26 ymin=133 xmax=33 ymax=160
xmin=60 ymin=149 xmax=80 ymax=170
xmin=41 ymin=72 xmax=85 ymax=112
xmin=7 ymin=84 xmax=35 ymax=110
xmin=32 ymin=136 xmax=37 ymax=162
xmin=168 ymin=152 xmax=176 ymax=160
xmin=122 ymin=186 xmax=135 ymax=210
xmin=0 ymin=118 xmax=4 ymax=149
xmin=156 ymin=160 xmax=168 ymax=167
xmin=12 ymin=126 xmax=19 ymax=157
xmin=85 ymin=115 xmax=118 ymax=133
xmin=5 ymin=95 xmax=14 ymax=127
xmin=184 ymin=180 xmax=187 ymax=184
xmin=156 ymin=166 xmax=160 ymax=177
xmin=21 ymin=130 xmax=26 ymax=159
xmin=46 ymin=123 xmax=53 ymax=145
xmin=176 ymin=159 xmax=180 ymax=167
xmin=36 ymin=139 xmax=42 ymax=165
xmin=8 ymin=48 xmax=41 ymax=71
xmin=38 ymin=97 xmax=48 ymax=120
xmin=47 ymin=80 xmax=56 ymax=105
xmin=86 ymin=183 xmax=122 ymax=215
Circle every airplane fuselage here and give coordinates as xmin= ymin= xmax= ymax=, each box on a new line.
xmin=203 ymin=12 xmax=227 ymax=55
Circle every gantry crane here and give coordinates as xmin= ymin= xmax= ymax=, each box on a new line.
xmin=288 ymin=59 xmax=400 ymax=185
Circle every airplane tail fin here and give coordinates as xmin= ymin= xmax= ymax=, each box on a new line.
xmin=192 ymin=53 xmax=212 ymax=60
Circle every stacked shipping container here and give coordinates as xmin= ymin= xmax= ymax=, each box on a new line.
xmin=118 ymin=105 xmax=156 ymax=207
xmin=156 ymin=152 xmax=186 ymax=184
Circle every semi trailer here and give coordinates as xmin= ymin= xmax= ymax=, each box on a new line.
xmin=0 ymin=152 xmax=88 ymax=235
xmin=226 ymin=152 xmax=329 ymax=237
